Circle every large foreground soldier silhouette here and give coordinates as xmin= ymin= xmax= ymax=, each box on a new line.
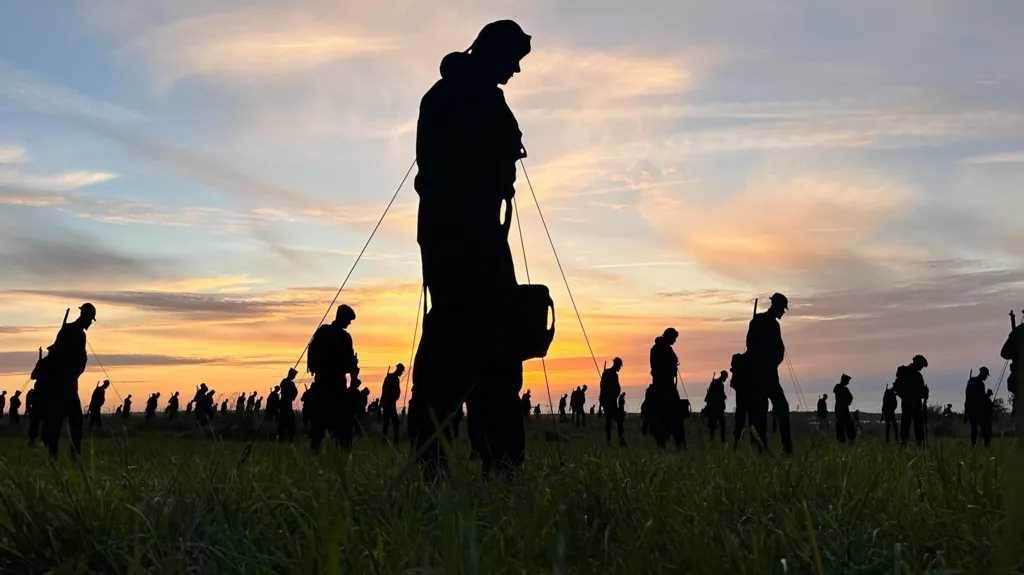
xmin=745 ymin=293 xmax=793 ymax=454
xmin=833 ymin=374 xmax=856 ymax=443
xmin=649 ymin=328 xmax=684 ymax=448
xmin=600 ymin=358 xmax=625 ymax=445
xmin=1002 ymin=312 xmax=1023 ymax=428
xmin=41 ymin=303 xmax=94 ymax=457
xmin=408 ymin=20 xmax=534 ymax=474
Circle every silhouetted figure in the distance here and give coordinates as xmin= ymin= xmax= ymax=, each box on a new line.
xmin=278 ymin=367 xmax=299 ymax=442
xmin=121 ymin=395 xmax=132 ymax=419
xmin=220 ymin=399 xmax=228 ymax=415
xmin=520 ymin=389 xmax=532 ymax=421
xmin=254 ymin=396 xmax=262 ymax=418
xmin=965 ymin=366 xmax=991 ymax=447
xmin=558 ymin=393 xmax=568 ymax=422
xmin=1002 ymin=312 xmax=1023 ymax=428
xmin=941 ymin=403 xmax=954 ymax=418
xmin=380 ymin=364 xmax=404 ymax=443
xmin=816 ymin=394 xmax=828 ymax=431
xmin=649 ymin=328 xmax=683 ymax=449
xmin=833 ymin=374 xmax=856 ymax=444
xmin=704 ymin=370 xmax=727 ymax=443
xmin=25 ymin=388 xmax=38 ymax=439
xmin=145 ymin=392 xmax=159 ymax=421
xmin=894 ymin=354 xmax=929 ymax=446
xmin=571 ymin=385 xmax=588 ymax=427
xmin=166 ymin=391 xmax=180 ymax=420
xmin=246 ymin=391 xmax=257 ymax=416
xmin=265 ymin=386 xmax=280 ymax=422
xmin=533 ymin=404 xmax=541 ymax=417
xmin=307 ymin=304 xmax=358 ymax=451
xmin=193 ymin=384 xmax=211 ymax=426
xmin=40 ymin=303 xmax=94 ymax=457
xmin=600 ymin=358 xmax=625 ymax=445
xmin=115 ymin=405 xmax=122 ymax=417
xmin=235 ymin=393 xmax=245 ymax=415
xmin=882 ymin=384 xmax=898 ymax=443
xmin=745 ymin=293 xmax=793 ymax=454
xmin=408 ymin=20 xmax=534 ymax=475
xmin=9 ymin=390 xmax=22 ymax=425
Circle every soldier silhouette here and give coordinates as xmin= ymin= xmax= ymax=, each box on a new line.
xmin=235 ymin=392 xmax=246 ymax=415
xmin=144 ymin=392 xmax=160 ymax=421
xmin=193 ymin=384 xmax=211 ymax=425
xmin=816 ymin=394 xmax=828 ymax=431
xmin=278 ymin=367 xmax=299 ymax=442
xmin=407 ymin=20 xmax=534 ymax=474
xmin=833 ymin=374 xmax=856 ymax=443
xmin=219 ymin=399 xmax=228 ymax=415
xmin=964 ymin=366 xmax=991 ymax=447
xmin=704 ymin=370 xmax=728 ymax=443
xmin=307 ymin=304 xmax=358 ymax=450
xmin=728 ymin=353 xmax=751 ymax=447
xmin=882 ymin=384 xmax=898 ymax=443
xmin=26 ymin=387 xmax=42 ymax=445
xmin=245 ymin=391 xmax=257 ymax=415
xmin=600 ymin=358 xmax=624 ymax=445
xmin=121 ymin=395 xmax=132 ymax=419
xmin=533 ymin=404 xmax=541 ymax=417
xmin=265 ymin=386 xmax=280 ymax=422
xmin=166 ymin=391 xmax=180 ymax=420
xmin=8 ymin=390 xmax=22 ymax=424
xmin=616 ymin=392 xmax=627 ymax=445
xmin=558 ymin=393 xmax=568 ymax=422
xmin=520 ymin=389 xmax=532 ymax=420
xmin=894 ymin=354 xmax=928 ymax=446
xmin=1001 ymin=312 xmax=1023 ymax=429
xmin=0 ymin=391 xmax=5 ymax=422
xmin=649 ymin=329 xmax=682 ymax=449
xmin=745 ymin=293 xmax=793 ymax=454
xmin=380 ymin=364 xmax=404 ymax=443
xmin=40 ymin=303 xmax=94 ymax=457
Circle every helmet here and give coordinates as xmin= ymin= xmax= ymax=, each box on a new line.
xmin=469 ymin=20 xmax=531 ymax=60
xmin=336 ymin=304 xmax=356 ymax=322
xmin=978 ymin=366 xmax=989 ymax=376
xmin=912 ymin=354 xmax=928 ymax=368
xmin=79 ymin=302 xmax=97 ymax=319
xmin=662 ymin=327 xmax=679 ymax=339
xmin=769 ymin=292 xmax=789 ymax=310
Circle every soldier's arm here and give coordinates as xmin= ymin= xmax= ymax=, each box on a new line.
xmin=1001 ymin=330 xmax=1019 ymax=360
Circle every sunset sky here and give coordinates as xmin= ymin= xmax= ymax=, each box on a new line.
xmin=2 ymin=1 xmax=1022 ymax=412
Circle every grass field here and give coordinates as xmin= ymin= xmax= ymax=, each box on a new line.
xmin=0 ymin=412 xmax=1021 ymax=574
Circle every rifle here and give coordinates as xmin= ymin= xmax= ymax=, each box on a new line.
xmin=62 ymin=308 xmax=70 ymax=327
xmin=1012 ymin=309 xmax=1017 ymax=331
xmin=752 ymin=298 xmax=759 ymax=319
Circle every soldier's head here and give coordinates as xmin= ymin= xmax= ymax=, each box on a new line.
xmin=730 ymin=353 xmax=744 ymax=372
xmin=287 ymin=367 xmax=298 ymax=380
xmin=469 ymin=20 xmax=531 ymax=85
xmin=335 ymin=304 xmax=356 ymax=327
xmin=582 ymin=384 xmax=588 ymax=392
xmin=769 ymin=293 xmax=788 ymax=319
xmin=840 ymin=373 xmax=852 ymax=386
xmin=155 ymin=392 xmax=161 ymax=398
xmin=78 ymin=302 xmax=97 ymax=329
xmin=102 ymin=379 xmax=110 ymax=389
xmin=662 ymin=327 xmax=679 ymax=345
xmin=978 ymin=366 xmax=990 ymax=380
xmin=395 ymin=363 xmax=406 ymax=376
xmin=13 ymin=390 xmax=20 ymax=397
xmin=719 ymin=370 xmax=728 ymax=380
xmin=612 ymin=357 xmax=623 ymax=372
xmin=911 ymin=354 xmax=928 ymax=370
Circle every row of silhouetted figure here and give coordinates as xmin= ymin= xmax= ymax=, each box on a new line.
xmin=10 ymin=20 xmax=1024 ymax=471
xmin=13 ymin=296 xmax=1021 ymax=462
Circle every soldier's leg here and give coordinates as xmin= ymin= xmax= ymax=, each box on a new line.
xmin=769 ymin=387 xmax=793 ymax=454
xmin=733 ymin=399 xmax=746 ymax=447
xmin=970 ymin=418 xmax=978 ymax=446
xmin=605 ymin=409 xmax=613 ymax=443
xmin=68 ymin=399 xmax=83 ymax=455
xmin=616 ymin=411 xmax=625 ymax=443
xmin=836 ymin=413 xmax=845 ymax=443
xmin=982 ymin=418 xmax=992 ymax=446
xmin=913 ymin=406 xmax=925 ymax=446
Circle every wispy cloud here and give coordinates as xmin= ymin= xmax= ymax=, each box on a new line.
xmin=0 ymin=351 xmax=217 ymax=375
xmin=0 ymin=145 xmax=28 ymax=165
xmin=124 ymin=11 xmax=397 ymax=89
xmin=960 ymin=151 xmax=1024 ymax=165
